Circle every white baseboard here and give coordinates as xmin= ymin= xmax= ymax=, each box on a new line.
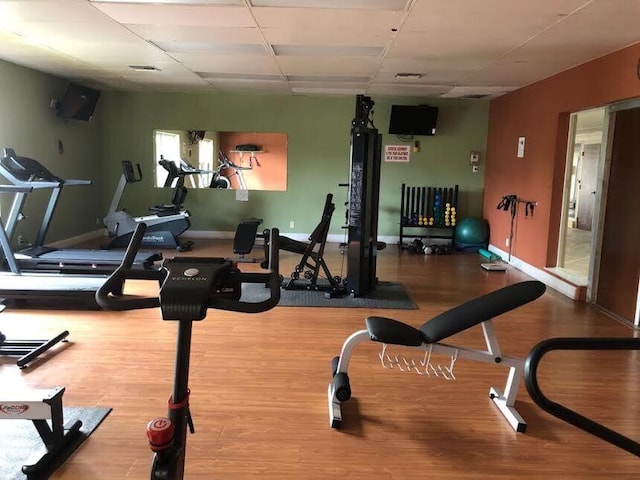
xmin=488 ymin=244 xmax=583 ymax=300
xmin=49 ymin=229 xmax=105 ymax=248
xmin=58 ymin=228 xmax=401 ymax=251
xmin=184 ymin=231 xmax=400 ymax=245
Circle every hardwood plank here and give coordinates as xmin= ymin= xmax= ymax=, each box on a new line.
xmin=1 ymin=241 xmax=637 ymax=479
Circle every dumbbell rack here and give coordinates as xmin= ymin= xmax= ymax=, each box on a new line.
xmin=399 ymin=183 xmax=459 ymax=248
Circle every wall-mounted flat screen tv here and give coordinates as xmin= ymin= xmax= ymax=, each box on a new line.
xmin=388 ymin=105 xmax=439 ymax=136
xmin=56 ymin=84 xmax=101 ymax=121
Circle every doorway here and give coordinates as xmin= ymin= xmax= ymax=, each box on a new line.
xmin=557 ymin=107 xmax=605 ymax=282
xmin=594 ymin=105 xmax=640 ymax=325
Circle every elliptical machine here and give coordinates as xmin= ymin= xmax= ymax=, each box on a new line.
xmin=96 ymin=224 xmax=281 ymax=480
xmin=103 ymin=160 xmax=194 ymax=252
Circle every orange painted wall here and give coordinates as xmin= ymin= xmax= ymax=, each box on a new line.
xmin=484 ymin=42 xmax=640 ymax=269
xmin=219 ymin=132 xmax=287 ymax=190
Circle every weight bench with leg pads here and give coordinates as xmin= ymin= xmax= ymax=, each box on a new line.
xmin=0 ymin=386 xmax=82 ymax=479
xmin=327 ymin=280 xmax=546 ymax=432
xmin=265 ymin=193 xmax=346 ymax=296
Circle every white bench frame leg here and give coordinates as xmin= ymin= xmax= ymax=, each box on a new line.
xmin=328 ymin=319 xmax=527 ymax=432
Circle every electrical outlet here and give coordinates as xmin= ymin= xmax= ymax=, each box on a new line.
xmin=18 ymin=235 xmax=27 ymax=245
xmin=505 ymin=238 xmax=510 ymax=247
xmin=289 ymin=221 xmax=295 ymax=229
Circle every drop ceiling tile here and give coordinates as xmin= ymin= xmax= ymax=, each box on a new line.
xmin=0 ymin=0 xmax=101 ymax=23
xmin=440 ymin=86 xmax=517 ymax=98
xmin=91 ymin=3 xmax=255 ymax=27
xmin=172 ymin=53 xmax=281 ymax=74
xmin=378 ymin=58 xmax=487 ymax=81
xmin=388 ymin=31 xmax=517 ymax=63
xmin=461 ymin=60 xmax=567 ymax=87
xmin=291 ymin=86 xmax=364 ymax=95
xmin=93 ymin=0 xmax=242 ymax=4
xmin=251 ymin=6 xmax=404 ymax=30
xmin=261 ymin=27 xmax=392 ymax=47
xmin=208 ymin=78 xmax=290 ymax=94
xmin=2 ymin=0 xmax=640 ymax=97
xmin=404 ymin=0 xmax=590 ymax=33
xmin=367 ymin=83 xmax=452 ymax=96
xmin=508 ymin=1 xmax=640 ymax=65
xmin=250 ymin=0 xmax=408 ymax=10
xmin=154 ymin=41 xmax=267 ymax=55
xmin=126 ymin=24 xmax=264 ymax=44
xmin=289 ymin=80 xmax=369 ymax=90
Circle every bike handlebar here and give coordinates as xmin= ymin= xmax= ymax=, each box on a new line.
xmin=96 ymin=223 xmax=281 ymax=318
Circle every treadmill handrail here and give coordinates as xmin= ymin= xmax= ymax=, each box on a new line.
xmin=0 ymin=185 xmax=33 ymax=193
xmin=62 ymin=179 xmax=92 ymax=186
xmin=2 ymin=179 xmax=91 ymax=189
xmin=524 ymin=337 xmax=640 ymax=457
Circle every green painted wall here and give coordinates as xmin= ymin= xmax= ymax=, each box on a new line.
xmin=0 ymin=59 xmax=103 ymax=244
xmin=0 ymin=57 xmax=489 ymax=244
xmin=100 ymin=91 xmax=489 ymax=238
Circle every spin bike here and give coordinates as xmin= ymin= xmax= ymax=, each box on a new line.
xmin=96 ymin=224 xmax=281 ymax=480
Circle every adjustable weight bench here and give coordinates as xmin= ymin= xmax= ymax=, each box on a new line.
xmin=233 ymin=217 xmax=267 ymax=264
xmin=328 ymin=280 xmax=546 ymax=432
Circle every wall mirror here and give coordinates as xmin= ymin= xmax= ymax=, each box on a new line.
xmin=153 ymin=129 xmax=288 ymax=191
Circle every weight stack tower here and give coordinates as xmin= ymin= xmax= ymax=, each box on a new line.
xmin=346 ymin=95 xmax=382 ymax=297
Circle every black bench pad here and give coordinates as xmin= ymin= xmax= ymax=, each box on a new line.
xmin=365 ymin=316 xmax=425 ymax=346
xmin=233 ymin=218 xmax=263 ymax=254
xmin=363 ymin=281 xmax=545 ymax=347
xmin=420 ymin=280 xmax=546 ymax=343
xmin=278 ymin=235 xmax=309 ymax=255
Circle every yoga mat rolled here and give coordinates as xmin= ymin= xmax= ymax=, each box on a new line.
xmin=479 ymin=248 xmax=501 ymax=261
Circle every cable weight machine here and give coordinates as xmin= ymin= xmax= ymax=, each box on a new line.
xmin=344 ymin=95 xmax=383 ymax=297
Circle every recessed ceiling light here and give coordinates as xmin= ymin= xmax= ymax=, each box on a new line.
xmin=273 ymin=45 xmax=383 ymax=57
xmin=129 ymin=65 xmax=161 ymax=72
xmin=287 ymin=75 xmax=370 ymax=82
xmin=153 ymin=41 xmax=266 ymax=55
xmin=197 ymin=72 xmax=282 ymax=81
xmin=394 ymin=72 xmax=422 ymax=79
xmin=250 ymin=0 xmax=408 ymax=10
xmin=91 ymin=1 xmax=241 ymax=4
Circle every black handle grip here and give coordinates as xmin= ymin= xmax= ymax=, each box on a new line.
xmin=96 ymin=223 xmax=165 ymax=311
xmin=96 ymin=224 xmax=281 ymax=315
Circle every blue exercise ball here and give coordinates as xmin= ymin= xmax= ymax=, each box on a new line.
xmin=455 ymin=217 xmax=489 ymax=245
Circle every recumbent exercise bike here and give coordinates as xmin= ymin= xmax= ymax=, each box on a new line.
xmin=96 ymin=223 xmax=281 ymax=480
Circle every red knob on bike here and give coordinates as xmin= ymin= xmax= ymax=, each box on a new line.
xmin=146 ymin=417 xmax=174 ymax=452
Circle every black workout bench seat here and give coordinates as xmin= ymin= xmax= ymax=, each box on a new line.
xmin=366 ymin=280 xmax=547 ymax=346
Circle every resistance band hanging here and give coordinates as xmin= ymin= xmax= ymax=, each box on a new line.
xmin=497 ymin=194 xmax=537 ymax=261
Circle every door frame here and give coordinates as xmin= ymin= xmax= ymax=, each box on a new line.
xmin=592 ymin=98 xmax=640 ymax=325
xmin=557 ymin=114 xmax=578 ymax=270
xmin=557 ymin=108 xmax=606 ymax=287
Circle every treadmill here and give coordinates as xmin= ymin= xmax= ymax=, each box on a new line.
xmin=0 ymin=147 xmax=162 ymax=274
xmin=0 ymin=184 xmax=110 ymax=309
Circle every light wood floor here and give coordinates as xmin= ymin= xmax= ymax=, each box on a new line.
xmin=1 ymin=240 xmax=639 ymax=479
